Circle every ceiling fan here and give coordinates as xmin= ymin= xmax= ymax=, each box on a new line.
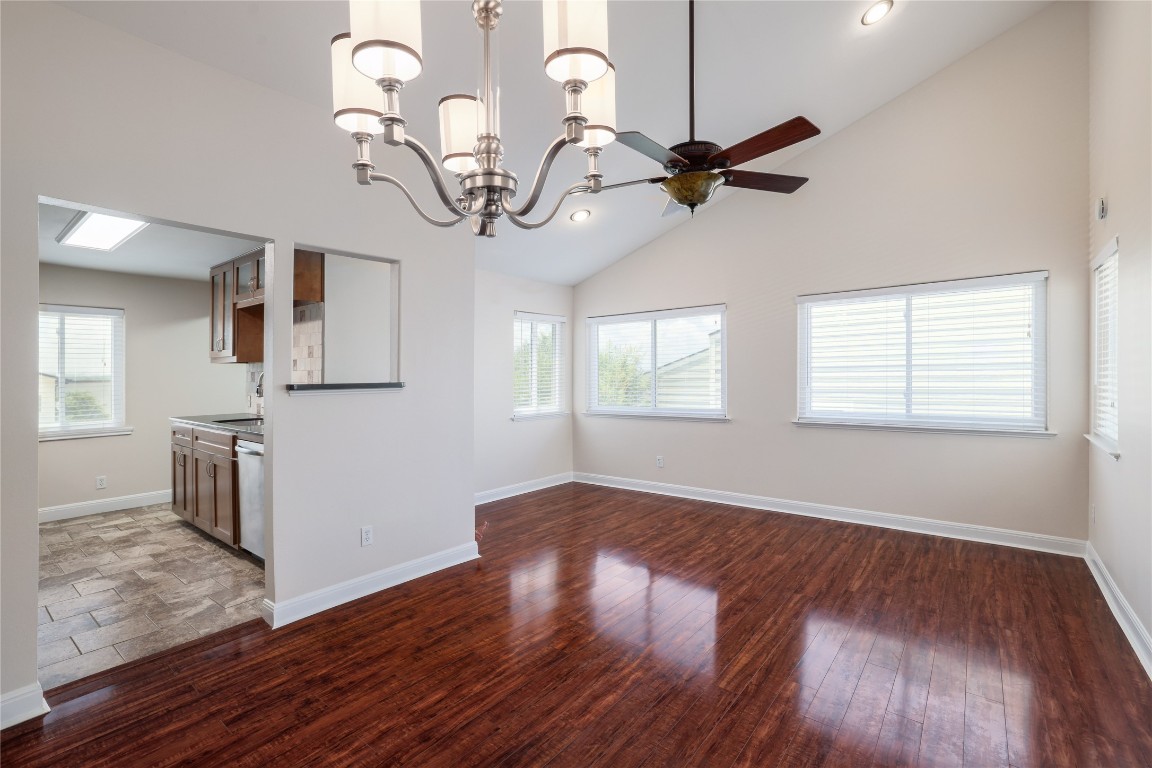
xmin=610 ymin=0 xmax=821 ymax=215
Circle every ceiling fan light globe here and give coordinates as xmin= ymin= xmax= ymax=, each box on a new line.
xmin=660 ymin=171 xmax=724 ymax=207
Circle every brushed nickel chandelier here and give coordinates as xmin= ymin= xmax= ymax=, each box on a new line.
xmin=330 ymin=0 xmax=630 ymax=237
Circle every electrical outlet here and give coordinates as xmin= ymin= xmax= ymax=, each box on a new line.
xmin=656 ymin=455 xmax=664 ymax=469
xmin=360 ymin=525 xmax=374 ymax=547
xmin=95 ymin=475 xmax=107 ymax=490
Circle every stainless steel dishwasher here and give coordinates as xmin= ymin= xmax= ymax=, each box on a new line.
xmin=236 ymin=440 xmax=265 ymax=559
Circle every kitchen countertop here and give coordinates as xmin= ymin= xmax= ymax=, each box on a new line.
xmin=171 ymin=413 xmax=264 ymax=438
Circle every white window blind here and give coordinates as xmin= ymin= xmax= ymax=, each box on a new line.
xmin=797 ymin=272 xmax=1048 ymax=432
xmin=587 ymin=305 xmax=726 ymax=419
xmin=1092 ymin=245 xmax=1119 ymax=446
xmin=38 ymin=305 xmax=126 ymax=438
xmin=513 ymin=311 xmax=566 ymax=418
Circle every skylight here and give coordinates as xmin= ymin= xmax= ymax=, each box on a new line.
xmin=57 ymin=212 xmax=148 ymax=251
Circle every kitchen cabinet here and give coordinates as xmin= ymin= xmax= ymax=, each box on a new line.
xmin=209 ymin=262 xmax=235 ymax=361
xmin=233 ymin=248 xmax=266 ymax=307
xmin=294 ymin=249 xmax=325 ymax=305
xmin=171 ymin=424 xmax=194 ymax=523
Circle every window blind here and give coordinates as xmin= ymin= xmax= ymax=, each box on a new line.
xmin=587 ymin=305 xmax=726 ymax=418
xmin=38 ymin=305 xmax=126 ymax=437
xmin=513 ymin=311 xmax=566 ymax=418
xmin=1092 ymin=250 xmax=1119 ymax=444
xmin=797 ymin=272 xmax=1047 ymax=432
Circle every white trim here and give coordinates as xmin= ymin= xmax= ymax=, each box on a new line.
xmin=1 ymin=682 xmax=50 ymax=729
xmin=263 ymin=542 xmax=479 ymax=628
xmin=586 ymin=303 xmax=726 ymax=323
xmin=585 ymin=412 xmax=731 ymax=423
xmin=39 ymin=426 xmax=134 ymax=442
xmin=794 ymin=420 xmax=1056 ymax=438
xmin=1085 ymin=542 xmax=1152 ymax=680
xmin=510 ymin=411 xmax=570 ymax=422
xmin=1083 ymin=433 xmax=1121 ymax=460
xmin=38 ymin=490 xmax=170 ymax=522
xmin=796 ymin=270 xmax=1049 ymax=303
xmin=475 ymin=472 xmax=574 ymax=505
xmin=514 ymin=310 xmax=566 ymax=325
xmin=571 ymin=473 xmax=1086 ymax=557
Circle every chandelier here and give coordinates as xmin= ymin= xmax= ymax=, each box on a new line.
xmin=331 ymin=0 xmax=631 ymax=237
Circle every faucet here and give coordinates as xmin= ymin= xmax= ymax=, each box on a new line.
xmin=256 ymin=371 xmax=264 ymax=398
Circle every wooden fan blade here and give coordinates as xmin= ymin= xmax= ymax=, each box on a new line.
xmin=661 ymin=198 xmax=686 ymax=217
xmin=722 ymin=170 xmax=809 ymax=194
xmin=708 ymin=116 xmax=821 ymax=169
xmin=616 ymin=132 xmax=688 ymax=167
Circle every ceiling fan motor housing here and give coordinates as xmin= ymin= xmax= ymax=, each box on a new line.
xmin=665 ymin=140 xmax=725 ymax=174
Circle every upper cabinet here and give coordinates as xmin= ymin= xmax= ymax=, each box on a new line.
xmin=234 ymin=248 xmax=266 ymax=308
xmin=210 ymin=247 xmax=265 ymax=364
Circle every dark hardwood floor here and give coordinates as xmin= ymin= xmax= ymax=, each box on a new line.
xmin=3 ymin=483 xmax=1150 ymax=767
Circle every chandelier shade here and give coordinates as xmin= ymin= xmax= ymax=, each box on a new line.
xmin=350 ymin=0 xmax=423 ymax=82
xmin=438 ymin=94 xmax=480 ymax=174
xmin=331 ymin=34 xmax=385 ymax=134
xmin=542 ymin=0 xmax=610 ymax=83
xmin=576 ymin=62 xmax=616 ymax=148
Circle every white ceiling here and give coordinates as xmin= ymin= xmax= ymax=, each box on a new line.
xmin=39 ymin=200 xmax=265 ymax=281
xmin=57 ymin=0 xmax=1046 ymax=286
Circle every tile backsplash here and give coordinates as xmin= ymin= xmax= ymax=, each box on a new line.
xmin=246 ymin=363 xmax=264 ymax=415
xmin=292 ymin=303 xmax=324 ymax=385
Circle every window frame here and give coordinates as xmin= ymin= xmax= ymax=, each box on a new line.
xmin=586 ymin=304 xmax=728 ymax=421
xmin=512 ymin=311 xmax=568 ymax=421
xmin=795 ymin=272 xmax=1051 ymax=436
xmin=38 ymin=303 xmax=132 ymax=441
xmin=1086 ymin=238 xmax=1120 ymax=458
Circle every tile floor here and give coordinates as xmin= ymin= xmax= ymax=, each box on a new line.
xmin=38 ymin=503 xmax=265 ymax=690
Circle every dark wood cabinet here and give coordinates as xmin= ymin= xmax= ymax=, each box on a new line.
xmin=293 ymin=249 xmax=325 ymax=305
xmin=193 ymin=449 xmax=236 ymax=546
xmin=209 ymin=262 xmax=234 ymax=361
xmin=234 ymin=248 xmax=266 ymax=307
xmin=170 ymin=425 xmax=239 ymax=548
xmin=210 ymin=250 xmax=263 ymax=365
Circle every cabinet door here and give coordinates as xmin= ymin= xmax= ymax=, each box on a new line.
xmin=234 ymin=249 xmax=265 ymax=306
xmin=194 ymin=449 xmax=237 ymax=546
xmin=209 ymin=262 xmax=234 ymax=360
xmin=171 ymin=444 xmax=193 ymax=523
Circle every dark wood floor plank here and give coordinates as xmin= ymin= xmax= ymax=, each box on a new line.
xmin=3 ymin=483 xmax=1149 ymax=768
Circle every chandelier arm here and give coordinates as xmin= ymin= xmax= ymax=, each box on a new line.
xmin=599 ymin=177 xmax=668 ymax=191
xmin=500 ymin=135 xmax=571 ymax=217
xmin=399 ymin=135 xmax=477 ymax=216
xmin=367 ymin=173 xmax=466 ymax=227
xmin=502 ymin=184 xmax=591 ymax=230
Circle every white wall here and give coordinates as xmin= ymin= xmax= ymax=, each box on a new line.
xmin=573 ymin=4 xmax=1089 ymax=539
xmin=323 ymin=254 xmax=395 ymax=383
xmin=1087 ymin=1 xmax=1152 ymax=637
xmin=38 ymin=264 xmax=248 ymax=510
xmin=2 ymin=2 xmax=475 ymax=710
xmin=474 ymin=268 xmax=573 ymax=495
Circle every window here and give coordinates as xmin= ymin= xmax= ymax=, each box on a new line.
xmin=513 ymin=311 xmax=566 ymax=419
xmin=38 ymin=305 xmax=128 ymax=439
xmin=587 ymin=305 xmax=726 ymax=419
xmin=1090 ymin=240 xmax=1119 ymax=453
xmin=796 ymin=272 xmax=1048 ymax=433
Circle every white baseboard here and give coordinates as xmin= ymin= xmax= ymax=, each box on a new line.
xmin=39 ymin=490 xmax=171 ymax=523
xmin=572 ymin=473 xmax=1086 ymax=557
xmin=475 ymin=472 xmax=574 ymax=506
xmin=264 ymin=541 xmax=480 ymax=628
xmin=1085 ymin=542 xmax=1152 ymax=680
xmin=1 ymin=681 xmax=50 ymax=729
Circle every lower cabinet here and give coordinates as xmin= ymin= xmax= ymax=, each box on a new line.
xmin=193 ymin=449 xmax=236 ymax=546
xmin=171 ymin=422 xmax=239 ymax=548
xmin=171 ymin=443 xmax=193 ymax=523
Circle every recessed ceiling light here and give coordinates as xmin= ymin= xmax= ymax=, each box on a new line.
xmin=570 ymin=209 xmax=591 ymax=223
xmin=56 ymin=211 xmax=149 ymax=251
xmin=861 ymin=0 xmax=893 ymax=25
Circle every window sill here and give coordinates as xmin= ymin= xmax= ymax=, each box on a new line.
xmin=511 ymin=411 xmax=570 ymax=422
xmin=585 ymin=411 xmax=730 ymax=423
xmin=39 ymin=426 xmax=134 ymax=442
xmin=793 ymin=420 xmax=1055 ymax=438
xmin=1083 ymin=433 xmax=1120 ymax=460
